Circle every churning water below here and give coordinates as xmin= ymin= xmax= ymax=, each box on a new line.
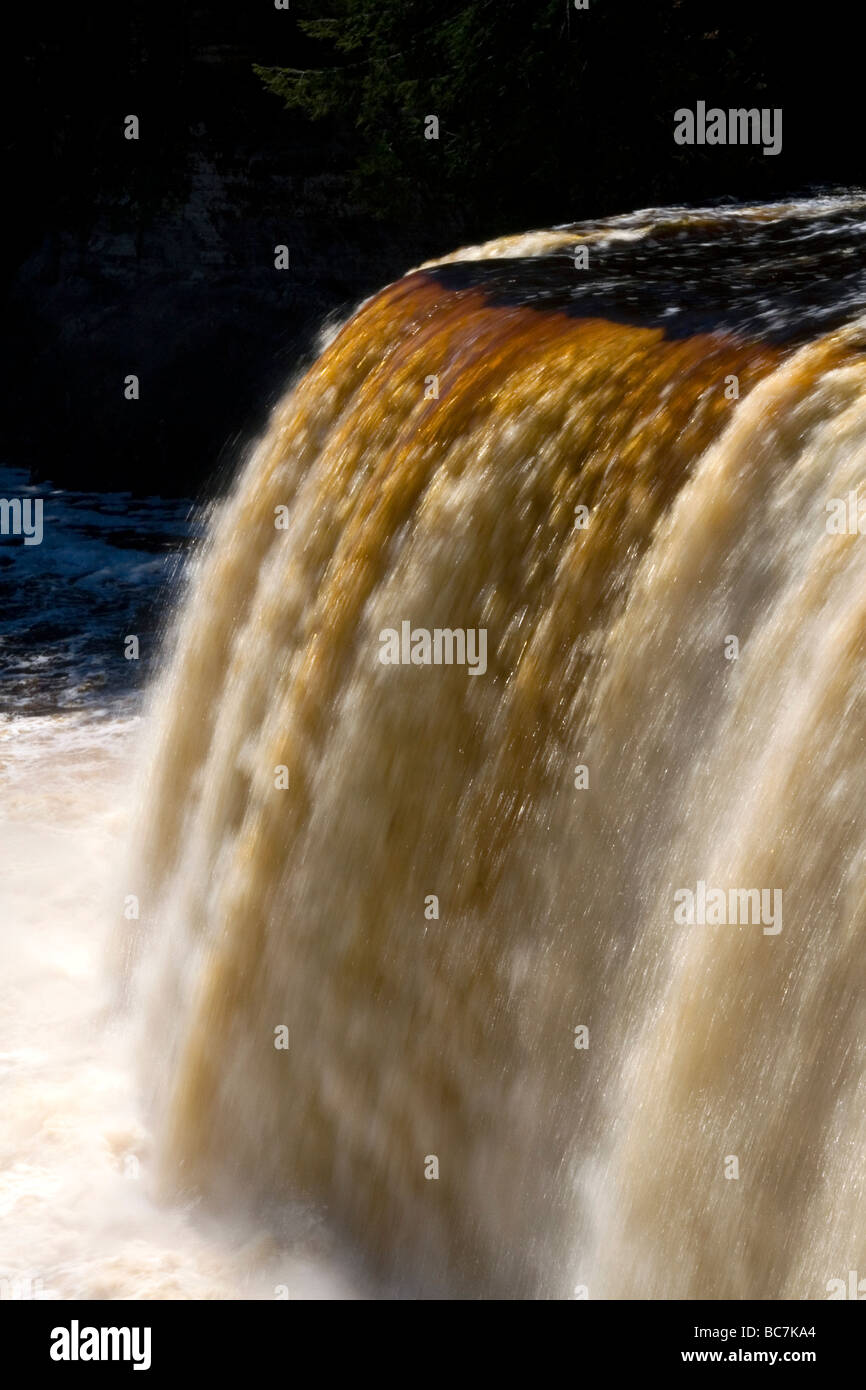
xmin=0 ymin=710 xmax=360 ymax=1298
xmin=3 ymin=196 xmax=866 ymax=1300
xmin=0 ymin=475 xmax=359 ymax=1298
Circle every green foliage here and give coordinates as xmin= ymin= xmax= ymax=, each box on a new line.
xmin=254 ymin=0 xmax=576 ymax=229
xmin=254 ymin=1 xmax=797 ymax=235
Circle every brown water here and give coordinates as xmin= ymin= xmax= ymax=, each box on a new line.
xmin=21 ymin=196 xmax=866 ymax=1300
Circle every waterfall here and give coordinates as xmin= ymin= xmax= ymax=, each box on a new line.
xmin=129 ymin=196 xmax=866 ymax=1298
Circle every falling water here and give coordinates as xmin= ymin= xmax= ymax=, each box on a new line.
xmin=121 ymin=195 xmax=865 ymax=1297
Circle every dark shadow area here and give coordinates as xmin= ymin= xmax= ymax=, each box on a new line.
xmin=422 ymin=200 xmax=866 ymax=344
xmin=2 ymin=0 xmax=863 ymax=495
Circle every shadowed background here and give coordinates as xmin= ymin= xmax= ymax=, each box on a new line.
xmin=3 ymin=0 xmax=862 ymax=496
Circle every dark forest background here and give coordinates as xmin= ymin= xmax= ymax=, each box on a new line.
xmin=3 ymin=0 xmax=863 ymax=496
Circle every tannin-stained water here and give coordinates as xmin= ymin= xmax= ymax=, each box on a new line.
xmin=6 ymin=197 xmax=865 ymax=1301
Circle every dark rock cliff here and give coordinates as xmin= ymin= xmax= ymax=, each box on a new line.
xmin=4 ymin=4 xmax=442 ymax=497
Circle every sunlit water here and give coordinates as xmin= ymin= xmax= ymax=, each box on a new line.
xmin=0 ymin=474 xmax=358 ymax=1298
xmin=3 ymin=196 xmax=866 ymax=1300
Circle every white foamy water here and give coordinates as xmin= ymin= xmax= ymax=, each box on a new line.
xmin=3 ymin=196 xmax=866 ymax=1302
xmin=0 ymin=711 xmax=360 ymax=1300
